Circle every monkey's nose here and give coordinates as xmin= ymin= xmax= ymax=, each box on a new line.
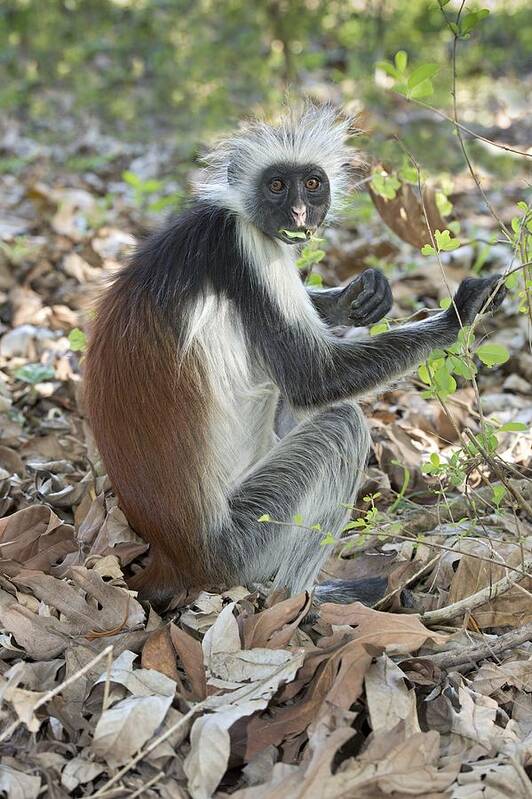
xmin=291 ymin=205 xmax=307 ymax=227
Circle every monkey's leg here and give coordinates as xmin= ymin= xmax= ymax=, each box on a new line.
xmin=217 ymin=401 xmax=385 ymax=604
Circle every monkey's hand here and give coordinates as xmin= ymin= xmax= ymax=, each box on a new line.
xmin=447 ymin=274 xmax=507 ymax=328
xmin=340 ymin=268 xmax=393 ymax=327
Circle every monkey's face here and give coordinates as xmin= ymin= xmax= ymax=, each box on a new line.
xmin=248 ymin=163 xmax=331 ymax=244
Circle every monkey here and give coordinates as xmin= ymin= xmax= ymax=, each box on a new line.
xmin=84 ymin=106 xmax=505 ymax=607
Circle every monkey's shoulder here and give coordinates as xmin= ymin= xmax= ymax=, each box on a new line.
xmin=125 ymin=202 xmax=244 ymax=308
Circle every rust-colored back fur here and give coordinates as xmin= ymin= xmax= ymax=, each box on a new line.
xmin=84 ymin=274 xmax=210 ymax=603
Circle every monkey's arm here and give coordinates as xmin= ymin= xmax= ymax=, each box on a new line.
xmin=308 ymin=268 xmax=393 ymax=327
xmin=264 ymin=275 xmax=505 ymax=408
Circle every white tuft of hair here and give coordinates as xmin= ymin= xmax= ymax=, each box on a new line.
xmin=193 ymin=104 xmax=359 ymax=222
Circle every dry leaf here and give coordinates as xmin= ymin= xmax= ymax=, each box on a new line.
xmin=0 ymin=506 xmax=76 ymax=577
xmin=335 ymin=723 xmax=456 ymax=796
xmin=61 ymin=756 xmax=105 ymax=791
xmin=240 ymin=593 xmax=311 ymax=649
xmin=90 ymin=650 xmax=176 ymax=767
xmin=141 ymin=624 xmax=179 ymax=682
xmin=93 ymin=649 xmax=176 ymax=698
xmin=170 ymin=623 xmax=207 ymax=700
xmin=447 ymin=545 xmax=532 ymax=628
xmin=232 ymin=636 xmax=373 ymax=763
xmin=0 ymin=567 xmax=145 ymax=658
xmin=365 ymin=654 xmax=419 ymax=733
xmin=369 ymin=179 xmax=448 ymax=249
xmin=184 ymin=647 xmax=304 ymax=799
xmin=91 ymin=693 xmax=174 ymax=768
xmin=473 ymin=660 xmax=532 ymax=695
xmin=319 ymin=602 xmax=448 ymax=652
xmin=0 ymin=762 xmax=41 ymax=799
xmin=15 ymin=567 xmax=145 ymax=635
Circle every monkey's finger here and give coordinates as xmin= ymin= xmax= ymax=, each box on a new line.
xmin=350 ymin=269 xmax=391 ymax=311
xmin=475 ymin=274 xmax=506 ymax=310
xmin=349 ymin=287 xmax=390 ymax=320
xmin=338 ymin=275 xmax=365 ymax=308
xmin=349 ymin=277 xmax=392 ymax=320
xmin=485 ymin=281 xmax=507 ymax=312
xmin=349 ymin=296 xmax=392 ymax=326
xmin=349 ymin=268 xmax=377 ymax=309
xmin=451 ymin=274 xmax=506 ymax=326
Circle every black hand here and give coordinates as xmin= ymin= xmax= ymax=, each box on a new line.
xmin=340 ymin=268 xmax=393 ymax=326
xmin=447 ymin=274 xmax=507 ymax=327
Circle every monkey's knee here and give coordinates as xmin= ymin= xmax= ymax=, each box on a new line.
xmin=317 ymin=400 xmax=371 ymax=476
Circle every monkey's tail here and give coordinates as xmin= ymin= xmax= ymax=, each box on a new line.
xmin=314 ymin=576 xmax=388 ymax=606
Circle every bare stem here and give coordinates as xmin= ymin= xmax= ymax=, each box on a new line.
xmin=420 ymin=557 xmax=532 ymax=625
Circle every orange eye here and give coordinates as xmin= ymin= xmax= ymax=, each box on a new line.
xmin=270 ymin=178 xmax=284 ymax=193
xmin=305 ymin=177 xmax=320 ymax=191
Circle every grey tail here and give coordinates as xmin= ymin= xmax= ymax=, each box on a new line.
xmin=314 ymin=576 xmax=388 ymax=606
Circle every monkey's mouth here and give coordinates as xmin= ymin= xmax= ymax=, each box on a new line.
xmin=277 ymin=227 xmax=316 ymax=244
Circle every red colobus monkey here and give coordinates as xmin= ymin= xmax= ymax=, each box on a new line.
xmin=85 ymin=107 xmax=504 ymax=606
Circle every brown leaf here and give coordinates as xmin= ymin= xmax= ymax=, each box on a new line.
xmin=318 ymin=602 xmax=448 ymax=652
xmin=448 ymin=545 xmax=532 ymax=628
xmin=232 ymin=636 xmax=373 ymax=763
xmin=0 ymin=567 xmax=145 ymax=658
xmin=425 ymin=678 xmax=519 ymax=761
xmin=365 ymin=654 xmax=419 ymax=733
xmin=141 ymin=624 xmax=179 ymax=681
xmin=169 ymin=623 xmax=207 ymax=700
xmin=15 ymin=566 xmax=145 ymax=633
xmin=0 ymin=587 xmax=70 ymax=659
xmin=0 ymin=445 xmax=24 ymax=475
xmin=0 ymin=506 xmax=76 ymax=577
xmin=473 ymin=660 xmax=532 ymax=695
xmin=185 ymin=650 xmax=304 ymax=799
xmin=336 ymin=723 xmax=456 ymax=796
xmin=368 ymin=180 xmax=448 ymax=249
xmin=240 ymin=593 xmax=311 ymax=649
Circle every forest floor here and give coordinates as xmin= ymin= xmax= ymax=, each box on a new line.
xmin=0 ymin=106 xmax=531 ymax=798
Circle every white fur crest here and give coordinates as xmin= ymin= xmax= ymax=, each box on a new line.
xmin=194 ymin=105 xmax=357 ymax=220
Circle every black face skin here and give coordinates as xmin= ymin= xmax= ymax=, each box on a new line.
xmin=247 ymin=163 xmax=331 ymax=244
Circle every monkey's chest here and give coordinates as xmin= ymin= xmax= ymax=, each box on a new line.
xmin=195 ymin=297 xmax=278 ymax=481
xmin=218 ymin=369 xmax=279 ymax=483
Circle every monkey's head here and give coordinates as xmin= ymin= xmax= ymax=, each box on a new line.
xmin=195 ymin=104 xmax=359 ymax=244
xmin=250 ymin=162 xmax=331 ymax=244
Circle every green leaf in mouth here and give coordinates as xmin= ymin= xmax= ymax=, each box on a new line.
xmin=279 ymin=228 xmax=308 ymax=240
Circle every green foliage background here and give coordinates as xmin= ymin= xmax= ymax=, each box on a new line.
xmin=1 ymin=0 xmax=530 ymax=149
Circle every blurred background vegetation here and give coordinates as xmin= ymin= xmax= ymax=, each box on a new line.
xmin=1 ymin=0 xmax=530 ymax=174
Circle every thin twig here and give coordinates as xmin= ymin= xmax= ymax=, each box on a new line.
xmin=88 ymin=706 xmax=198 ymax=798
xmin=400 ymin=478 xmax=532 ymax=535
xmin=0 ymin=644 xmax=114 ymax=744
xmin=445 ymin=1 xmax=511 ymax=239
xmin=420 ymin=557 xmax=532 ymax=625
xmin=394 ymin=94 xmax=532 ymax=159
xmin=462 ymin=429 xmax=532 ymax=518
xmin=129 ymin=771 xmax=165 ymax=799
xmin=402 ymin=622 xmax=532 ymax=671
xmin=102 ymin=645 xmax=113 ymax=713
xmin=373 ymin=554 xmax=440 ymax=609
xmin=343 ymin=528 xmax=526 ymax=576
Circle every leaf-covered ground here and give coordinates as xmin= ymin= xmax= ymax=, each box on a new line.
xmin=0 ymin=115 xmax=530 ymax=798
